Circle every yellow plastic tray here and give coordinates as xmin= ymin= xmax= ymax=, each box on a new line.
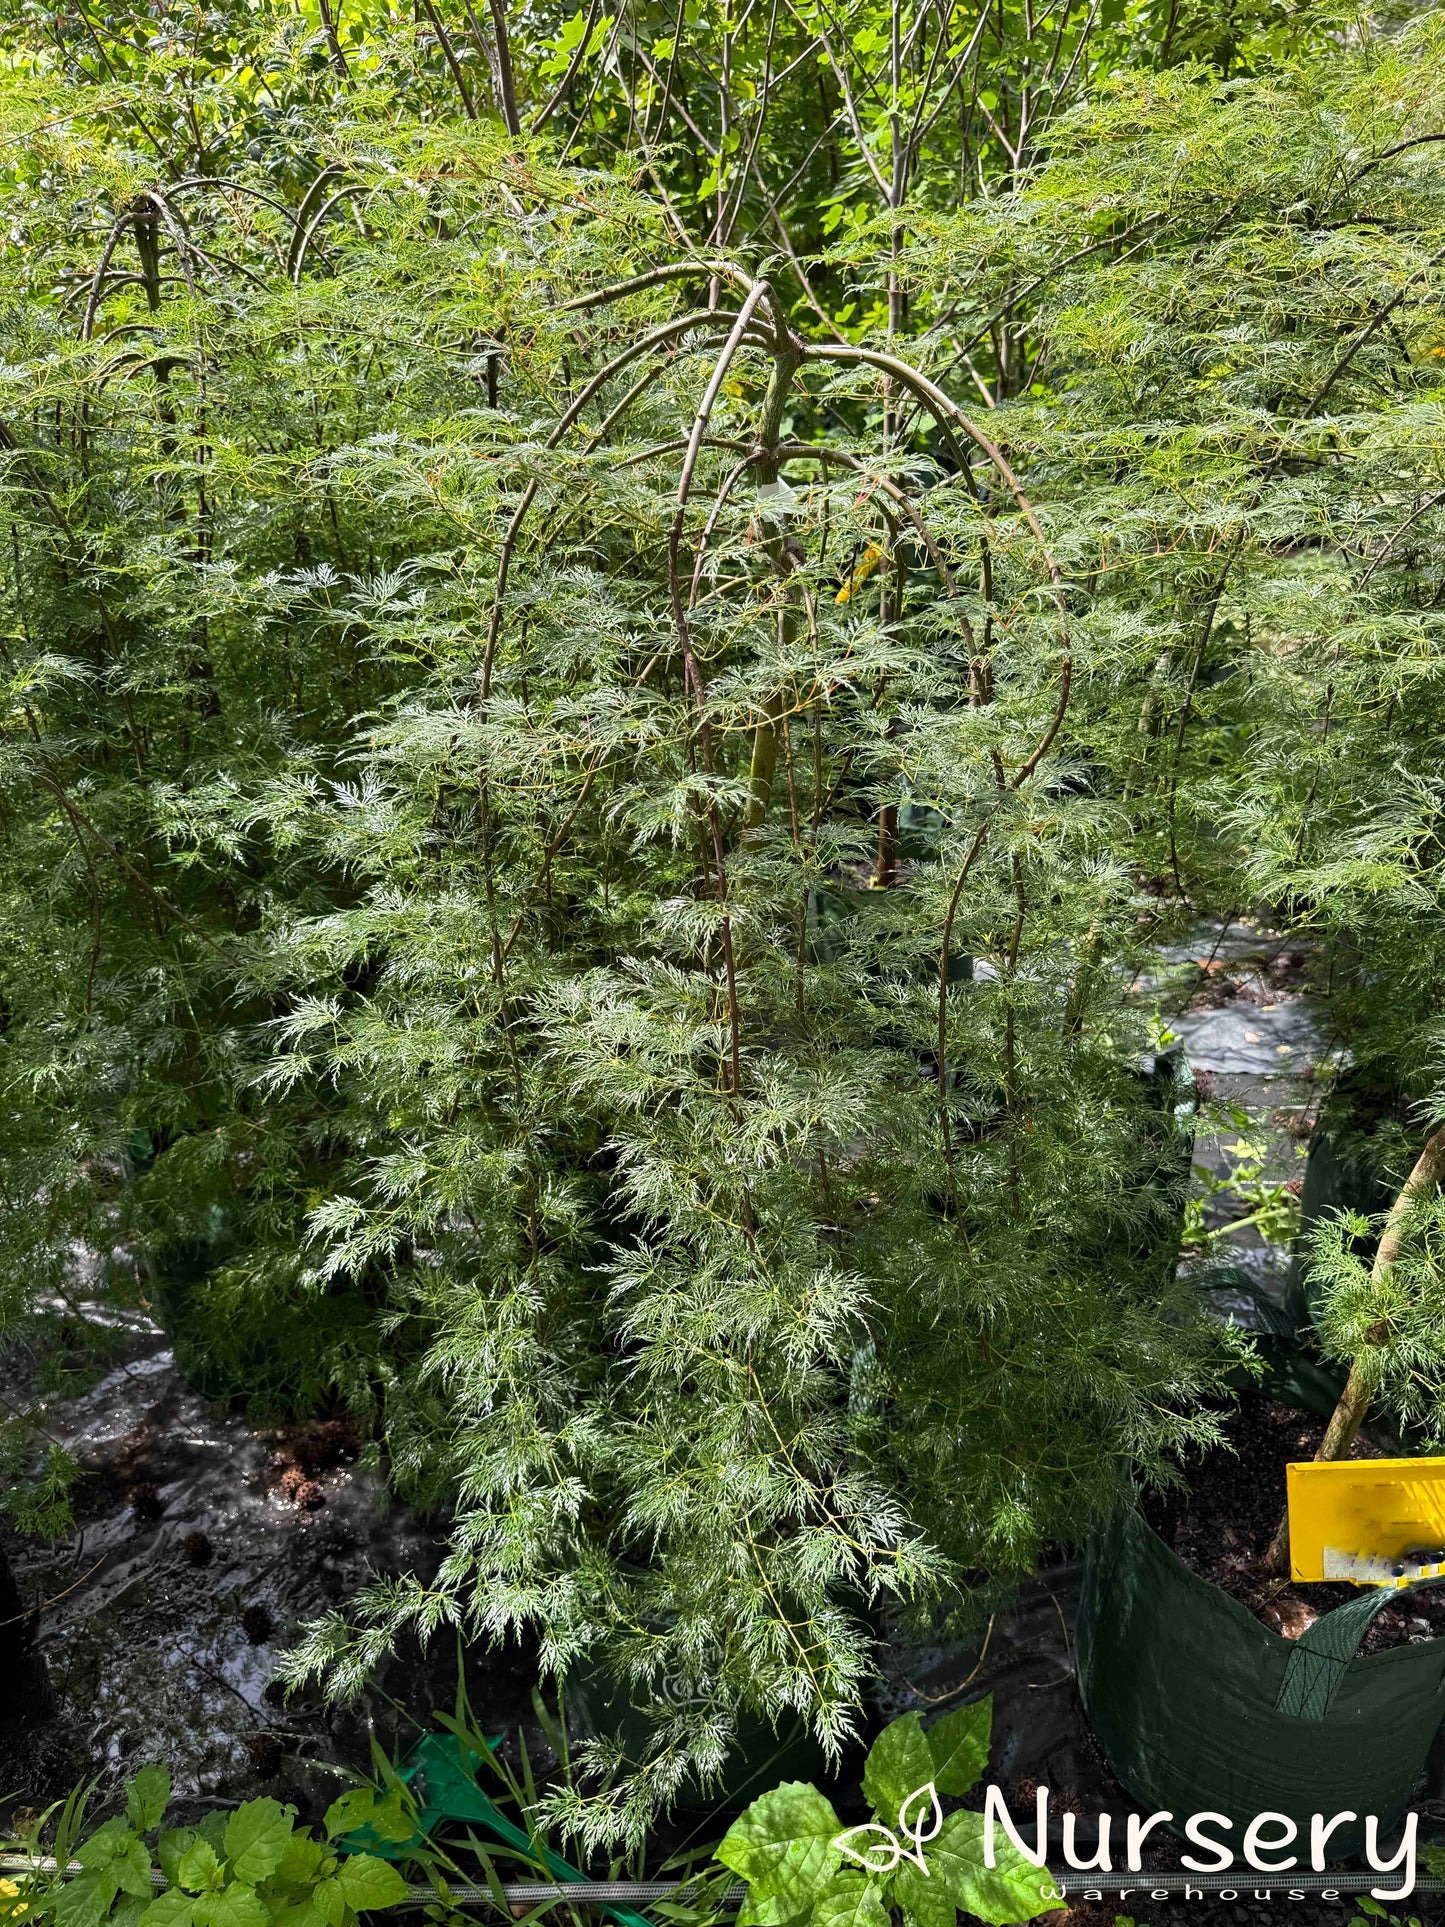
xmin=1288 ymin=1455 xmax=1445 ymax=1586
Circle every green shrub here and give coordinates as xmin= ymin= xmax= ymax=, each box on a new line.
xmin=718 ymin=1696 xmax=1060 ymax=1927
xmin=13 ymin=1769 xmax=408 ymax=1927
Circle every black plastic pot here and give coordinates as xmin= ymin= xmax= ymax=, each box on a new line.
xmin=1077 ymin=1504 xmax=1445 ymax=1858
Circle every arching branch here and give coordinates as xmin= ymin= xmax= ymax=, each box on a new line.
xmin=560 ymin=259 xmax=763 ymax=314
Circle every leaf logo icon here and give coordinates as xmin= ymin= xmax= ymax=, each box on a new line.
xmin=833 ymin=1781 xmax=943 ymax=1876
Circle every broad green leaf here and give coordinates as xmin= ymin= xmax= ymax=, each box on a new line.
xmin=224 ymin=1803 xmax=296 ymax=1887
xmin=891 ymin=1863 xmax=953 ymax=1927
xmin=265 ymin=1904 xmax=325 ymax=1927
xmin=127 ymin=1767 xmax=171 ymax=1835
xmin=901 ymin=1842 xmax=955 ymax=1927
xmin=362 ymin=1797 xmax=414 ymax=1849
xmin=55 ymin=1873 xmax=108 ymax=1927
xmin=157 ymin=1833 xmax=198 ymax=1888
xmin=861 ymin=1713 xmax=934 ymax=1830
xmin=333 ymin=1858 xmax=409 ymax=1912
xmin=735 ymin=1893 xmax=806 ymax=1927
xmin=194 ymin=1885 xmax=269 ymax=1927
xmin=321 ymin=1794 xmax=375 ymax=1843
xmin=308 ymin=1878 xmax=349 ymax=1927
xmin=272 ymin=1834 xmax=327 ymax=1893
xmin=833 ymin=1820 xmax=907 ymax=1881
xmin=111 ymin=1896 xmax=148 ymax=1927
xmin=76 ymin=1822 xmax=138 ymax=1872
xmin=114 ymin=1838 xmax=158 ymax=1902
xmin=925 ymin=1699 xmax=991 ymax=1798
xmin=321 ymin=1791 xmax=412 ymax=1849
xmin=197 ymin=1818 xmax=229 ymax=1859
xmin=900 ymin=1810 xmax=1062 ymax=1927
xmin=177 ymin=1843 xmax=224 ymax=1897
xmin=717 ymin=1782 xmax=843 ymax=1911
xmin=811 ymin=1871 xmax=889 ymax=1927
xmin=141 ymin=1894 xmax=197 ymax=1927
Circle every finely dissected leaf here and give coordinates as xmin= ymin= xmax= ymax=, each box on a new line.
xmin=718 ymin=1783 xmax=844 ymax=1911
xmin=0 ymin=0 xmax=1411 ymax=1857
xmin=332 ymin=1859 xmax=409 ymax=1912
xmin=925 ymin=1699 xmax=992 ymax=1797
xmin=809 ymin=1871 xmax=890 ymax=1927
xmin=861 ymin=1713 xmax=935 ymax=1830
xmin=127 ymin=1768 xmax=171 ymax=1835
xmin=223 ymin=1803 xmax=295 ymax=1887
xmin=176 ymin=1844 xmax=225 ymax=1898
xmin=898 ymin=1810 xmax=1062 ymax=1927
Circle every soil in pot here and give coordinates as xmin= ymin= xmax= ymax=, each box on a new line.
xmin=1143 ymin=1388 xmax=1445 ymax=1651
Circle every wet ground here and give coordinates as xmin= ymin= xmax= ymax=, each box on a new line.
xmin=1141 ymin=916 xmax=1336 ymax=1327
xmin=0 ymin=1303 xmax=544 ymax=1827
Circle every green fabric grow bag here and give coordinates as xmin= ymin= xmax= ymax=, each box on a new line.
xmin=1077 ymin=1506 xmax=1445 ymax=1858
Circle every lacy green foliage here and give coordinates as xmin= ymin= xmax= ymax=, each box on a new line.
xmin=901 ymin=29 xmax=1445 ymax=1123
xmin=14 ymin=1769 xmax=408 ymax=1927
xmin=0 ymin=23 xmax=1254 ymax=1842
xmin=718 ymin=1698 xmax=1058 ymax=1927
xmin=0 ymin=0 xmax=1337 ymax=355
xmin=1309 ymin=1197 xmax=1445 ymax=1440
xmin=6 ymin=0 xmax=1417 ymax=1850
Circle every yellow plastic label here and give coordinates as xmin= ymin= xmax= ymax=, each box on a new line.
xmin=1287 ymin=1455 xmax=1445 ymax=1586
xmin=835 ymin=542 xmax=884 ymax=604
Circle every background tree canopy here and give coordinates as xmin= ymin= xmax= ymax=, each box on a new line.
xmin=3 ymin=0 xmax=1445 ymax=1843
